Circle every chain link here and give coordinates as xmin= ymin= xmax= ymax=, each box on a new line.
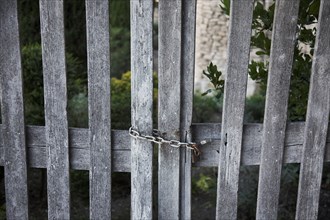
xmin=128 ymin=127 xmax=212 ymax=163
xmin=129 ymin=127 xmax=197 ymax=149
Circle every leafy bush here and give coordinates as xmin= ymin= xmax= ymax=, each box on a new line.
xmin=22 ymin=43 xmax=87 ymax=126
xmin=111 ymin=71 xmax=159 ymax=129
xmin=248 ymin=0 xmax=318 ymax=121
xmin=67 ymin=93 xmax=88 ymax=128
xmin=110 ymin=27 xmax=131 ymax=79
xmin=21 ymin=43 xmax=156 ymax=129
xmin=215 ymin=0 xmax=319 ymax=121
xmin=111 ymin=72 xmax=132 ymax=129
xmin=244 ymin=94 xmax=265 ymax=123
xmin=18 ymin=0 xmax=131 ymax=80
xmin=193 ymin=93 xmax=222 ymax=123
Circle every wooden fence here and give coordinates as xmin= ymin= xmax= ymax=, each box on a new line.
xmin=0 ymin=0 xmax=329 ymax=219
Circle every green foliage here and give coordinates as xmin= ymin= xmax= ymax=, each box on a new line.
xmin=249 ymin=0 xmax=319 ymax=121
xmin=254 ymin=2 xmax=275 ymax=27
xmin=18 ymin=0 xmax=40 ymax=45
xmin=206 ymin=0 xmax=320 ymax=121
xmin=111 ymin=72 xmax=132 ymax=129
xmin=68 ymin=93 xmax=88 ymax=128
xmin=110 ymin=0 xmax=130 ymax=28
xmin=70 ymin=171 xmax=89 ymax=203
xmin=108 ymin=0 xmax=132 ymax=78
xmin=21 ymin=43 xmax=87 ymax=126
xmin=194 ymin=173 xmax=217 ymax=193
xmin=111 ymin=71 xmax=158 ymax=129
xmin=248 ymin=60 xmax=268 ymax=92
xmin=219 ymin=0 xmax=230 ymax=15
xmin=201 ymin=62 xmax=225 ymax=99
xmin=244 ymin=94 xmax=265 ymax=123
xmin=21 ymin=43 xmax=44 ymax=125
xmin=18 ymin=0 xmax=131 ymax=79
xmin=110 ymin=27 xmax=131 ymax=78
xmin=63 ymin=0 xmax=87 ymax=66
xmin=0 ymin=204 xmax=5 ymax=220
xmin=193 ymin=93 xmax=222 ymax=123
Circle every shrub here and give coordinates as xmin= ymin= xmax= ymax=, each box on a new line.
xmin=193 ymin=93 xmax=222 ymax=123
xmin=21 ymin=43 xmax=87 ymax=126
xmin=111 ymin=71 xmax=159 ymax=129
xmin=18 ymin=0 xmax=131 ymax=80
xmin=244 ymin=94 xmax=265 ymax=123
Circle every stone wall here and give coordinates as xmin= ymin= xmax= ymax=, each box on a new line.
xmin=194 ymin=0 xmax=229 ymax=93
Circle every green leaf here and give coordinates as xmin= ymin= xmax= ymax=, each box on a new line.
xmin=256 ymin=50 xmax=267 ymax=56
xmin=201 ymin=89 xmax=212 ymax=96
xmin=308 ymin=0 xmax=320 ymax=18
xmin=219 ymin=0 xmax=230 ymax=15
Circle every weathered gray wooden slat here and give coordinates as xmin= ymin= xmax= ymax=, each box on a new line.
xmin=39 ymin=0 xmax=71 ymax=218
xmin=85 ymin=0 xmax=112 ymax=219
xmin=130 ymin=0 xmax=154 ymax=219
xmin=215 ymin=0 xmax=254 ymax=219
xmin=158 ymin=0 xmax=182 ymax=219
xmin=179 ymin=0 xmax=197 ymax=219
xmin=0 ymin=124 xmax=330 ymax=169
xmin=256 ymin=1 xmax=300 ymax=219
xmin=0 ymin=0 xmax=29 ymax=218
xmin=296 ymin=1 xmax=330 ymax=219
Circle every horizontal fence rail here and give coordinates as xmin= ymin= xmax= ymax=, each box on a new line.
xmin=1 ymin=123 xmax=330 ymax=171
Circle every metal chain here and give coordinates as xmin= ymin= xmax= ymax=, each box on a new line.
xmin=129 ymin=127 xmax=212 ymax=163
xmin=129 ymin=127 xmax=196 ymax=149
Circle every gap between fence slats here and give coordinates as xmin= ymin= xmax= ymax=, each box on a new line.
xmin=296 ymin=1 xmax=330 ymax=219
xmin=39 ymin=0 xmax=70 ymax=218
xmin=0 ymin=124 xmax=330 ymax=170
xmin=179 ymin=0 xmax=197 ymax=219
xmin=256 ymin=1 xmax=300 ymax=219
xmin=0 ymin=0 xmax=29 ymax=219
xmin=215 ymin=0 xmax=254 ymax=219
xmin=85 ymin=0 xmax=112 ymax=219
xmin=131 ymin=0 xmax=154 ymax=219
xmin=158 ymin=0 xmax=182 ymax=219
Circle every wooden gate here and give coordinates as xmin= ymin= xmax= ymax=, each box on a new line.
xmin=0 ymin=0 xmax=330 ymax=219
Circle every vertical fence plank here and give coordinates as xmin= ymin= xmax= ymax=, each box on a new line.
xmin=296 ymin=1 xmax=330 ymax=219
xmin=39 ymin=0 xmax=70 ymax=219
xmin=256 ymin=1 xmax=300 ymax=219
xmin=215 ymin=0 xmax=254 ymax=219
xmin=0 ymin=0 xmax=29 ymax=219
xmin=180 ymin=0 xmax=197 ymax=219
xmin=130 ymin=0 xmax=154 ymax=219
xmin=86 ymin=0 xmax=111 ymax=219
xmin=158 ymin=0 xmax=182 ymax=219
